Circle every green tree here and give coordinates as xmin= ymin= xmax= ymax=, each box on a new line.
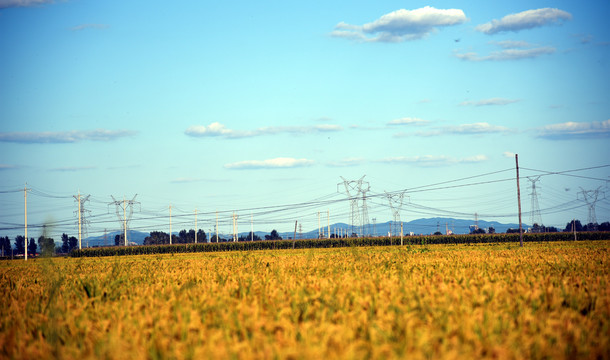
xmin=0 ymin=236 xmax=10 ymax=256
xmin=265 ymin=230 xmax=282 ymax=240
xmin=239 ymin=232 xmax=261 ymax=241
xmin=197 ymin=229 xmax=207 ymax=243
xmin=14 ymin=235 xmax=25 ymax=254
xmin=38 ymin=235 xmax=55 ymax=257
xmin=68 ymin=236 xmax=78 ymax=251
xmin=564 ymin=220 xmax=582 ymax=232
xmin=28 ymin=237 xmax=37 ymax=255
xmin=143 ymin=231 xmax=169 ymax=245
xmin=61 ymin=233 xmax=70 ymax=253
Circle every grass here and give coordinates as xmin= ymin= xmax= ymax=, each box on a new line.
xmin=1 ymin=241 xmax=608 ymax=359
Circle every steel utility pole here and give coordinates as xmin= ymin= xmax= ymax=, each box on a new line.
xmin=515 ymin=154 xmax=523 ymax=247
xmin=327 ymin=210 xmax=330 ymax=239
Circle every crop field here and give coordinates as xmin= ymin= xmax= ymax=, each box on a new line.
xmin=1 ymin=241 xmax=609 ymax=359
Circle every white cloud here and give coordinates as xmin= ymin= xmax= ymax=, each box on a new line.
xmin=169 ymin=177 xmax=225 ymax=184
xmin=538 ymin=119 xmax=610 ymax=139
xmin=476 ymin=8 xmax=572 ymax=34
xmin=185 ymin=122 xmax=343 ymax=139
xmin=0 ymin=164 xmax=17 ymax=170
xmin=327 ymin=157 xmax=366 ymax=168
xmin=503 ymin=151 xmax=516 ymax=158
xmin=455 ymin=46 xmax=555 ymax=61
xmin=387 ymin=117 xmax=429 ymax=126
xmin=393 ymin=122 xmax=509 ymax=137
xmin=0 ymin=0 xmax=52 ymax=8
xmin=442 ymin=122 xmax=509 ymax=134
xmin=331 ymin=6 xmax=467 ymax=43
xmin=0 ymin=129 xmax=137 ymax=144
xmin=460 ymin=98 xmax=519 ymax=106
xmin=224 ymin=157 xmax=315 ymax=170
xmin=70 ymin=24 xmax=110 ymax=31
xmin=492 ymin=40 xmax=531 ymax=49
xmin=378 ymin=155 xmax=488 ymax=167
xmin=50 ymin=166 xmax=97 ymax=172
xmin=185 ymin=122 xmax=236 ymax=137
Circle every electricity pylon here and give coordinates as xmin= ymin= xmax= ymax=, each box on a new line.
xmin=527 ymin=176 xmax=543 ymax=227
xmin=358 ymin=179 xmax=370 ymax=237
xmin=110 ymin=195 xmax=139 ymax=246
xmin=338 ymin=176 xmax=365 ymax=237
xmin=578 ymin=187 xmax=604 ymax=226
xmin=73 ymin=191 xmax=90 ymax=249
xmin=385 ymin=191 xmax=407 ymax=236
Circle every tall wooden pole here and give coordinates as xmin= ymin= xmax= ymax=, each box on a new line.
xmin=24 ymin=185 xmax=28 ymax=261
xmin=123 ymin=197 xmax=127 ymax=246
xmin=293 ymin=221 xmax=297 ymax=249
xmin=515 ymin=154 xmax=523 ymax=247
xmin=327 ymin=210 xmax=330 ymax=239
xmin=169 ymin=205 xmax=172 ymax=245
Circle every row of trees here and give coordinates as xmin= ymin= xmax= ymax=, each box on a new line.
xmin=0 ymin=234 xmax=72 ymax=257
xmin=138 ymin=229 xmax=281 ymax=245
xmin=1 ymin=220 xmax=609 ymax=256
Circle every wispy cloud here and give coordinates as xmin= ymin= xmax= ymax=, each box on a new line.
xmin=538 ymin=119 xmax=610 ymax=140
xmin=442 ymin=123 xmax=510 ymax=134
xmin=476 ymin=8 xmax=572 ymax=34
xmin=225 ymin=157 xmax=315 ymax=170
xmin=387 ymin=117 xmax=429 ymax=126
xmin=70 ymin=24 xmax=110 ymax=31
xmin=460 ymin=98 xmax=519 ymax=106
xmin=491 ymin=40 xmax=531 ymax=49
xmin=170 ymin=177 xmax=226 ymax=184
xmin=331 ymin=6 xmax=467 ymax=43
xmin=0 ymin=129 xmax=137 ymax=144
xmin=326 ymin=157 xmax=366 ymax=168
xmin=503 ymin=151 xmax=516 ymax=158
xmin=396 ymin=122 xmax=509 ymax=138
xmin=0 ymin=164 xmax=17 ymax=170
xmin=378 ymin=155 xmax=488 ymax=167
xmin=0 ymin=0 xmax=52 ymax=8
xmin=50 ymin=166 xmax=97 ymax=172
xmin=455 ymin=46 xmax=555 ymax=61
xmin=185 ymin=122 xmax=342 ymax=139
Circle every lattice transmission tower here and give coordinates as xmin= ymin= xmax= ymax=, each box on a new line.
xmin=385 ymin=191 xmax=407 ymax=237
xmin=338 ymin=176 xmax=365 ymax=237
xmin=358 ymin=178 xmax=370 ymax=237
xmin=73 ymin=192 xmax=90 ymax=249
xmin=109 ymin=195 xmax=140 ymax=246
xmin=527 ymin=176 xmax=543 ymax=226
xmin=578 ymin=187 xmax=604 ymax=226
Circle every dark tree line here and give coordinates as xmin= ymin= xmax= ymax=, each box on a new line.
xmin=142 ymin=229 xmax=207 ymax=245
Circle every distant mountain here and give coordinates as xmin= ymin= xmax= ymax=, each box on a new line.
xmin=84 ymin=230 xmax=148 ymax=247
xmin=82 ymin=218 xmax=528 ymax=246
xmin=278 ymin=218 xmax=527 ymax=239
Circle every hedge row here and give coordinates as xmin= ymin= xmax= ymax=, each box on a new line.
xmin=69 ymin=232 xmax=609 ymax=258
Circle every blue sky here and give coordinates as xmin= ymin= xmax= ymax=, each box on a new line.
xmin=1 ymin=0 xmax=609 ymax=240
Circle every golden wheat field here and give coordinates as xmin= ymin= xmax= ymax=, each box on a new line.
xmin=1 ymin=241 xmax=609 ymax=359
